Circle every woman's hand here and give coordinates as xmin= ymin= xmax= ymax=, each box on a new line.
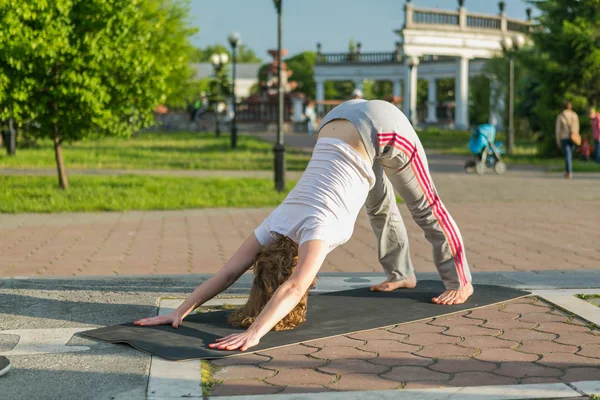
xmin=133 ymin=311 xmax=184 ymax=329
xmin=208 ymin=330 xmax=261 ymax=352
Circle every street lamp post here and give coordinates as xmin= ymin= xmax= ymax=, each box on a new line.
xmin=500 ymin=34 xmax=525 ymax=155
xmin=210 ymin=52 xmax=229 ymax=138
xmin=273 ymin=0 xmax=285 ymax=192
xmin=228 ymin=32 xmax=241 ymax=149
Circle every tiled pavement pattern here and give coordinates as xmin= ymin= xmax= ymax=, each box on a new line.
xmin=0 ymin=201 xmax=598 ymax=277
xmin=206 ymin=297 xmax=600 ymax=396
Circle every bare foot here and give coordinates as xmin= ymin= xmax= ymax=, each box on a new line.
xmin=432 ymin=282 xmax=474 ymax=305
xmin=370 ymin=274 xmax=417 ymax=292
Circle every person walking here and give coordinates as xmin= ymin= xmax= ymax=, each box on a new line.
xmin=555 ymin=101 xmax=580 ymax=179
xmin=304 ymin=101 xmax=317 ymax=135
xmin=590 ymin=107 xmax=600 ymax=163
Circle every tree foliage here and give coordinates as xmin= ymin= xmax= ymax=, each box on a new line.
xmin=285 ymin=51 xmax=316 ymax=99
xmin=0 ymin=0 xmax=196 ymax=188
xmin=525 ymin=0 xmax=600 ymax=155
xmin=325 ymin=81 xmax=354 ymax=100
xmin=191 ymin=44 xmax=262 ymax=64
xmin=363 ymin=80 xmax=393 ymax=101
xmin=468 ymin=76 xmax=491 ymax=126
xmin=143 ymin=0 xmax=198 ymax=109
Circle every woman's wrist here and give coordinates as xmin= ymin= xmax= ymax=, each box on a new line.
xmin=246 ymin=322 xmax=267 ymax=339
xmin=175 ymin=304 xmax=192 ymax=319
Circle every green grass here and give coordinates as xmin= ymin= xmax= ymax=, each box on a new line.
xmin=0 ymin=175 xmax=296 ymax=213
xmin=417 ymin=128 xmax=600 ymax=172
xmin=416 ymin=128 xmax=472 ymax=153
xmin=576 ymin=294 xmax=600 ymax=300
xmin=417 ymin=128 xmax=539 ymax=157
xmin=0 ymin=131 xmax=311 ymax=171
xmin=576 ymin=294 xmax=600 ymax=308
xmin=6 ymin=128 xmax=600 ymax=174
xmin=1 ymin=174 xmax=403 ymax=213
xmin=201 ymin=360 xmax=223 ymax=397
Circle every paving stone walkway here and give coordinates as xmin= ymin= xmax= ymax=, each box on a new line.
xmin=2 ymin=134 xmax=600 ymax=399
xmin=207 ymin=296 xmax=600 ymax=396
xmin=1 ymin=199 xmax=598 ymax=277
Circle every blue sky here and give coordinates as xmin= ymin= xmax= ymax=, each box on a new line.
xmin=189 ymin=0 xmax=534 ymax=61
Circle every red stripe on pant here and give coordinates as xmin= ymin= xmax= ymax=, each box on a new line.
xmin=377 ymin=133 xmax=468 ymax=286
xmin=379 ymin=133 xmax=467 ymax=284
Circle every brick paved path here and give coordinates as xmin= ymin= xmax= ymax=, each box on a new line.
xmin=2 ymin=141 xmax=600 ymax=277
xmin=0 ymin=199 xmax=598 ymax=277
xmin=206 ymin=296 xmax=600 ymax=396
xmin=2 ymin=140 xmax=600 ymax=397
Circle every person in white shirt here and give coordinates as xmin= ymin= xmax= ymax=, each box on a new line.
xmin=304 ymin=101 xmax=317 ymax=135
xmin=134 ymin=100 xmax=473 ymax=352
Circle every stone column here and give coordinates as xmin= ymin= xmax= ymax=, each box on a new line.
xmin=426 ymin=77 xmax=438 ymax=123
xmin=404 ymin=56 xmax=419 ymax=126
xmin=315 ymin=79 xmax=324 ymax=114
xmin=455 ymin=56 xmax=470 ymax=130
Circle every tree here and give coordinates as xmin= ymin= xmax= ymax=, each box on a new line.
xmin=207 ymin=66 xmax=231 ymax=109
xmin=469 ymin=75 xmax=491 ymax=126
xmin=363 ymin=80 xmax=393 ymax=100
xmin=191 ymin=44 xmax=262 ymax=63
xmin=0 ymin=0 xmax=196 ymax=189
xmin=285 ymin=51 xmax=316 ymax=99
xmin=437 ymin=78 xmax=455 ymax=102
xmin=191 ymin=44 xmax=229 ymax=63
xmin=348 ymin=38 xmax=357 ymax=54
xmin=481 ymin=52 xmax=534 ymax=136
xmin=145 ymin=0 xmax=199 ymax=110
xmin=237 ymin=45 xmax=262 ymax=64
xmin=526 ymin=0 xmax=600 ymax=155
xmin=325 ymin=81 xmax=354 ymax=100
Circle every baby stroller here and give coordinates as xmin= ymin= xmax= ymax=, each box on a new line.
xmin=464 ymin=124 xmax=507 ymax=175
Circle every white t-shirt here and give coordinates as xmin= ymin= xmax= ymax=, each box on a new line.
xmin=254 ymin=137 xmax=375 ymax=253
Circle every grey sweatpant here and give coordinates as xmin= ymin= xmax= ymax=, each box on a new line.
xmin=318 ymin=100 xmax=471 ymax=290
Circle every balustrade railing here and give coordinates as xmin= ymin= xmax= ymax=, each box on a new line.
xmin=413 ymin=10 xmax=459 ymax=26
xmin=316 ymin=52 xmax=399 ymax=64
xmin=467 ymin=15 xmax=501 ymax=30
xmin=314 ymin=6 xmax=532 ymax=66
xmin=507 ymin=19 xmax=530 ymax=33
xmin=316 ymin=53 xmax=460 ymax=65
xmin=406 ymin=5 xmax=531 ymax=34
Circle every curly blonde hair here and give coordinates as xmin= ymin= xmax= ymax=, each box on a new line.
xmin=228 ymin=235 xmax=316 ymax=331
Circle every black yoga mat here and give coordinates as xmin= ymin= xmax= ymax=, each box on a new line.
xmin=81 ymin=281 xmax=528 ymax=361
